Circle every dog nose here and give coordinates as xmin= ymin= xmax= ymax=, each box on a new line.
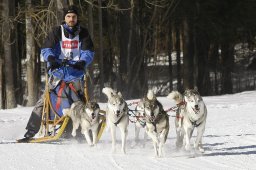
xmin=195 ymin=105 xmax=199 ymax=109
xmin=116 ymin=110 xmax=120 ymax=116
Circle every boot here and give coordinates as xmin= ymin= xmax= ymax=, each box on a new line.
xmin=24 ymin=130 xmax=36 ymax=138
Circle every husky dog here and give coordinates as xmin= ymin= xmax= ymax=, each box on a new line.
xmin=167 ymin=88 xmax=207 ymax=152
xmin=63 ymin=101 xmax=100 ymax=146
xmin=142 ymin=90 xmax=169 ymax=157
xmin=102 ymin=87 xmax=129 ymax=154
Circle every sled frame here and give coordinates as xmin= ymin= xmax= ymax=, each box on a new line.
xmin=29 ymin=71 xmax=106 ymax=143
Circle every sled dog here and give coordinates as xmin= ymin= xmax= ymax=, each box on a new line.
xmin=63 ymin=101 xmax=100 ymax=146
xmin=142 ymin=90 xmax=169 ymax=157
xmin=167 ymin=88 xmax=207 ymax=152
xmin=102 ymin=87 xmax=129 ymax=154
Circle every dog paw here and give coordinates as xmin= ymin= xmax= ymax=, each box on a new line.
xmin=198 ymin=147 xmax=205 ymax=153
xmin=158 ymin=154 xmax=163 ymax=158
xmin=185 ymin=144 xmax=191 ymax=151
xmin=87 ymin=141 xmax=93 ymax=146
xmin=71 ymin=132 xmax=76 ymax=137
xmin=122 ymin=150 xmax=126 ymax=154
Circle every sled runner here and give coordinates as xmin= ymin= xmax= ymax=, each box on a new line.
xmin=22 ymin=66 xmax=106 ymax=143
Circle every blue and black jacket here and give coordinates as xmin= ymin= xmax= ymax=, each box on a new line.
xmin=41 ymin=23 xmax=94 ymax=67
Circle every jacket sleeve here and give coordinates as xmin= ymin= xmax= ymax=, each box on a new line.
xmin=79 ymin=27 xmax=95 ymax=66
xmin=41 ymin=26 xmax=61 ymax=62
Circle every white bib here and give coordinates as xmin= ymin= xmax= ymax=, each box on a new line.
xmin=59 ymin=25 xmax=81 ymax=61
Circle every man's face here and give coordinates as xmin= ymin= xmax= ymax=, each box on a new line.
xmin=65 ymin=13 xmax=77 ymax=27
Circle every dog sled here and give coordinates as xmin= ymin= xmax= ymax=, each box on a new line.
xmin=22 ymin=65 xmax=106 ymax=143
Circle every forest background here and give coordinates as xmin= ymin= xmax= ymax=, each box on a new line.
xmin=1 ymin=0 xmax=256 ymax=109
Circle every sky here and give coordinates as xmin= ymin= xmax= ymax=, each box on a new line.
xmin=0 ymin=90 xmax=256 ymax=170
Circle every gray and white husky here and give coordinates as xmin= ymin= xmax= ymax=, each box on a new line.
xmin=167 ymin=88 xmax=207 ymax=152
xmin=63 ymin=101 xmax=100 ymax=146
xmin=139 ymin=90 xmax=169 ymax=157
xmin=102 ymin=87 xmax=129 ymax=154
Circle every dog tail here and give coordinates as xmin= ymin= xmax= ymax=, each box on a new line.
xmin=62 ymin=108 xmax=71 ymax=116
xmin=167 ymin=91 xmax=183 ymax=104
xmin=102 ymin=87 xmax=116 ymax=98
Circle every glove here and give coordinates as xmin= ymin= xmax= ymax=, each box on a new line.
xmin=62 ymin=58 xmax=68 ymax=66
xmin=48 ymin=55 xmax=60 ymax=70
xmin=72 ymin=61 xmax=86 ymax=70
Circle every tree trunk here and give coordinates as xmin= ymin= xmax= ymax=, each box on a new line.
xmin=0 ymin=58 xmax=3 ymax=109
xmin=194 ymin=24 xmax=211 ymax=95
xmin=87 ymin=1 xmax=94 ymax=39
xmin=102 ymin=1 xmax=114 ymax=88
xmin=98 ymin=0 xmax=104 ymax=100
xmin=175 ymin=22 xmax=182 ymax=91
xmin=2 ymin=0 xmax=17 ymax=108
xmin=26 ymin=0 xmax=37 ymax=106
xmin=208 ymin=43 xmax=219 ymax=95
xmin=118 ymin=0 xmax=130 ymax=97
xmin=56 ymin=0 xmax=64 ymax=25
xmin=168 ymin=22 xmax=173 ymax=92
xmin=182 ymin=16 xmax=194 ymax=90
xmin=0 ymin=1 xmax=4 ymax=109
xmin=221 ymin=42 xmax=234 ymax=94
xmin=128 ymin=1 xmax=147 ymax=99
xmin=87 ymin=1 xmax=94 ymax=99
xmin=15 ymin=22 xmax=22 ymax=105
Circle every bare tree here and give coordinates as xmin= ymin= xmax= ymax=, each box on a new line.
xmin=56 ymin=0 xmax=64 ymax=25
xmin=182 ymin=16 xmax=194 ymax=89
xmin=98 ymin=0 xmax=104 ymax=99
xmin=175 ymin=22 xmax=182 ymax=91
xmin=25 ymin=0 xmax=38 ymax=106
xmin=0 ymin=57 xmax=3 ymax=109
xmin=1 ymin=0 xmax=17 ymax=108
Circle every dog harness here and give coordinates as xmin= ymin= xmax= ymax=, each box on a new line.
xmin=189 ymin=111 xmax=206 ymax=127
xmin=114 ymin=103 xmax=128 ymax=126
xmin=145 ymin=110 xmax=168 ymax=133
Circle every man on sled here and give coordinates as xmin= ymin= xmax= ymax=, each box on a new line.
xmin=20 ymin=5 xmax=94 ymax=142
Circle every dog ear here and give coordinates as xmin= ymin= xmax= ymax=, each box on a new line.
xmin=184 ymin=89 xmax=190 ymax=96
xmin=147 ymin=90 xmax=155 ymax=100
xmin=102 ymin=87 xmax=116 ymax=98
xmin=111 ymin=92 xmax=114 ymax=97
xmin=184 ymin=95 xmax=188 ymax=102
xmin=117 ymin=91 xmax=123 ymax=98
xmin=193 ymin=87 xmax=201 ymax=95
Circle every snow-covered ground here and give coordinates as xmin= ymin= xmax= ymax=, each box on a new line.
xmin=0 ymin=91 xmax=256 ymax=170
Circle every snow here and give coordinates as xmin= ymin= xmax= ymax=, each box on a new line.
xmin=1 ymin=91 xmax=256 ymax=170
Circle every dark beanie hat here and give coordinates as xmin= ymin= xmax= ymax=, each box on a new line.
xmin=63 ymin=5 xmax=78 ymax=17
